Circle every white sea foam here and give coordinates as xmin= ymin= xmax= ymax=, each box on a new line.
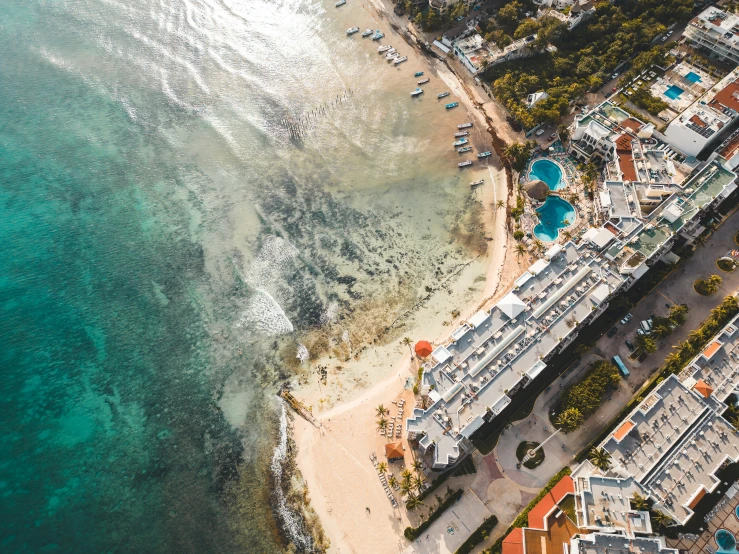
xmin=237 ymin=288 xmax=294 ymax=336
xmin=271 ymin=401 xmax=316 ymax=553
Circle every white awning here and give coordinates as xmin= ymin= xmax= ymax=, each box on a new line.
xmin=599 ymin=190 xmax=612 ymax=208
xmin=514 ymin=272 xmax=534 ymax=288
xmin=584 ymin=226 xmax=615 ymax=249
xmin=590 ymin=283 xmax=611 ymax=305
xmin=661 ymin=203 xmax=684 ymax=223
xmin=496 ymin=292 xmax=526 ymax=319
xmin=526 ymin=359 xmax=547 ymax=380
xmin=468 ymin=310 xmax=490 ymax=329
xmin=529 ymin=259 xmax=550 ymax=275
xmin=545 ymin=244 xmax=563 ymax=259
xmin=432 ymin=345 xmax=452 ymax=364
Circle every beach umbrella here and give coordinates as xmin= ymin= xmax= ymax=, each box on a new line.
xmin=415 ymin=340 xmax=433 ymax=358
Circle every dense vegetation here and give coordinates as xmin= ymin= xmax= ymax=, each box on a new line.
xmin=482 ymin=0 xmax=693 ymax=128
xmin=487 ymin=467 xmax=572 ymax=554
xmin=404 ymin=489 xmax=464 ymax=541
xmin=629 ymin=87 xmax=669 ymax=116
xmin=554 ymin=360 xmax=621 ymax=432
xmin=695 ymin=274 xmax=723 ymax=296
xmin=456 ymin=515 xmax=498 ymax=554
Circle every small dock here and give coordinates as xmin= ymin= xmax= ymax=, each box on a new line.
xmin=280 ymin=389 xmax=321 ymax=428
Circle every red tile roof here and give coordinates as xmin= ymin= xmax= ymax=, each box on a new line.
xmin=621 ymin=118 xmax=643 ymax=132
xmin=613 ymin=420 xmax=635 ymax=442
xmin=693 ymin=379 xmax=714 ymax=399
xmin=710 ymin=79 xmax=739 ymax=113
xmin=527 ymin=476 xmax=575 ymax=529
xmin=690 ymin=114 xmax=707 ymax=128
xmin=502 ymin=527 xmax=525 ymax=554
xmin=615 ymin=134 xmax=637 ymax=182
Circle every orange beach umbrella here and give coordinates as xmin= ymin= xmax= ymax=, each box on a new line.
xmin=415 ymin=340 xmax=433 ymax=358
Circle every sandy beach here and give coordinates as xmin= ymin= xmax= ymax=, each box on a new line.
xmin=288 ymin=1 xmax=535 ymax=551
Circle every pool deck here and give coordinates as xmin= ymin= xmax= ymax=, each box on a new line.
xmin=667 ymin=484 xmax=739 ymax=553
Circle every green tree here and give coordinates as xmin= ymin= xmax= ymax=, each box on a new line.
xmin=651 ymin=510 xmax=673 ymax=529
xmin=402 ymin=337 xmax=413 ymax=358
xmin=556 ymin=407 xmax=584 ymax=433
xmin=588 ymin=448 xmax=612 ymax=471
xmin=630 ymin=492 xmax=650 ymax=511
xmin=405 ymin=494 xmax=424 ymax=511
xmin=377 ymin=461 xmax=388 ymax=474
xmin=636 ymin=334 xmax=657 ymax=354
xmin=514 ymin=18 xmax=540 ymax=40
xmin=413 ymin=474 xmax=426 ymax=494
xmin=668 ymin=304 xmax=689 ymax=325
xmin=450 ymin=1 xmax=466 ymax=20
xmin=426 ymin=9 xmax=439 ymax=30
xmin=515 ymin=243 xmax=527 ymax=258
xmin=377 ymin=417 xmax=388 ymax=431
xmin=388 ymin=475 xmax=398 ymax=488
xmin=504 ymin=141 xmax=534 ymax=172
xmin=497 ymin=1 xmax=522 ymax=30
xmin=557 ymin=124 xmax=570 ymax=143
xmin=376 ymin=404 xmax=389 ymax=417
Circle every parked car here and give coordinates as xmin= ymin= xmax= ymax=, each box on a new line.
xmin=607 ymin=327 xmax=618 ymax=338
xmin=625 ymin=340 xmax=635 ymax=352
xmin=620 ymin=313 xmax=633 ymax=325
xmin=661 ymin=36 xmax=668 ymax=42
xmin=611 ymin=72 xmax=619 ymax=80
xmin=611 ymin=87 xmax=618 ymax=94
xmin=548 ymin=133 xmax=557 ymax=140
xmin=535 ymin=128 xmax=545 ymax=136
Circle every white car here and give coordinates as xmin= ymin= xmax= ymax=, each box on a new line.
xmin=535 ymin=128 xmax=545 ymax=136
xmin=620 ymin=313 xmax=633 ymax=325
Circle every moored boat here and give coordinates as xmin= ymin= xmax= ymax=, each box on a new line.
xmin=410 ymin=88 xmax=424 ymax=96
xmin=477 ymin=151 xmax=492 ymax=158
xmin=454 ymin=131 xmax=468 ymax=137
xmin=372 ymin=31 xmax=384 ymax=40
xmin=458 ymin=160 xmax=473 ymax=167
xmin=393 ymin=56 xmax=407 ymax=65
xmin=470 ymin=179 xmax=484 ymax=187
xmin=445 ymin=102 xmax=459 ymax=109
xmin=386 ymin=52 xmax=398 ymax=60
xmin=458 ymin=122 xmax=473 ymax=129
xmin=414 ymin=71 xmax=424 ymax=77
xmin=378 ymin=45 xmax=391 ymax=52
xmin=437 ymin=92 xmax=450 ymax=99
xmin=457 ymin=146 xmax=472 ymax=153
xmin=335 ymin=0 xmax=346 ymax=6
xmin=453 ymin=138 xmax=469 ymax=147
xmin=347 ymin=27 xmax=359 ymax=35
xmin=362 ymin=29 xmax=373 ymax=37
xmin=417 ymin=78 xmax=429 ymax=85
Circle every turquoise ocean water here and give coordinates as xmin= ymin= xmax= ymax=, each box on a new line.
xmin=0 ymin=0 xmax=484 ymax=551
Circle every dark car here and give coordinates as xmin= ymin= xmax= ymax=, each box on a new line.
xmin=625 ymin=340 xmax=635 ymax=352
xmin=607 ymin=327 xmax=618 ymax=338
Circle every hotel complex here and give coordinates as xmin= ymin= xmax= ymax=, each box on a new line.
xmin=406 ymin=96 xmax=738 ymax=470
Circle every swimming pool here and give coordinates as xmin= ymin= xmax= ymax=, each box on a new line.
xmin=534 ymin=196 xmax=575 ymax=242
xmin=685 ymin=71 xmax=702 ymax=84
xmin=528 ymin=159 xmax=565 ymax=191
xmin=665 ymin=85 xmax=684 ymax=100
xmin=716 ymin=529 xmax=738 ymax=553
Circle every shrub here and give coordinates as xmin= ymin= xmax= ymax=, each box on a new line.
xmin=555 ymin=360 xmax=620 ymax=428
xmin=456 ymin=515 xmax=498 ymax=554
xmin=695 ymin=275 xmax=722 ymax=296
xmin=404 ymin=489 xmax=463 ymax=541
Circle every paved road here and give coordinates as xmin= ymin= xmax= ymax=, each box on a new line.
xmin=492 ymin=206 xmax=739 ymax=487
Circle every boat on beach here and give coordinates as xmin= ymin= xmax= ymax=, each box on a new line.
xmin=477 ymin=151 xmax=491 ymax=158
xmin=445 ymin=102 xmax=459 ymax=109
xmin=470 ymin=179 xmax=484 ymax=187
xmin=347 ymin=27 xmax=359 ymax=35
xmin=335 ymin=0 xmax=346 ymax=6
xmin=362 ymin=29 xmax=373 ymax=37
xmin=458 ymin=160 xmax=473 ymax=167
xmin=437 ymin=92 xmax=450 ymax=99
xmin=453 ymin=138 xmax=468 ymax=147
xmin=458 ymin=122 xmax=473 ymax=129
xmin=454 ymin=131 xmax=468 ymax=137
xmin=457 ymin=146 xmax=472 ymax=153
xmin=417 ymin=78 xmax=429 ymax=85
xmin=386 ymin=52 xmax=398 ymax=60
xmin=393 ymin=56 xmax=408 ymax=65
xmin=378 ymin=45 xmax=391 ymax=52
xmin=372 ymin=31 xmax=384 ymax=40
xmin=414 ymin=71 xmax=424 ymax=77
xmin=410 ymin=88 xmax=423 ymax=96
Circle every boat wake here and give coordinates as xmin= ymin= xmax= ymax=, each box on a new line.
xmin=270 ymin=400 xmax=317 ymax=553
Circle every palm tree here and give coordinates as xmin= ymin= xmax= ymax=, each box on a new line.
xmin=533 ymin=239 xmax=544 ymax=253
xmin=376 ymin=405 xmax=389 ymax=418
xmin=651 ymin=510 xmax=673 ymax=529
xmin=515 ymin=243 xmax=527 ymax=258
xmin=496 ymin=200 xmax=505 ymax=209
xmin=630 ymin=492 xmax=649 ymax=511
xmin=588 ymin=448 xmax=612 ymax=471
xmin=412 ymin=460 xmax=423 ymax=473
xmin=402 ymin=337 xmax=414 ymax=358
xmin=400 ymin=481 xmax=413 ymax=497
xmin=401 ymin=468 xmax=413 ymax=485
xmin=413 ymin=474 xmax=426 ymax=494
xmin=668 ymin=304 xmax=688 ymax=325
xmin=405 ymin=494 xmax=424 ymax=511
xmin=388 ymin=475 xmax=398 ymax=488
xmin=664 ymin=352 xmax=683 ymax=367
xmin=556 ymin=407 xmax=584 ymax=433
xmin=563 ymin=230 xmax=573 ymax=241
xmin=377 ymin=417 xmax=388 ymax=432
xmin=377 ymin=462 xmax=388 ymax=474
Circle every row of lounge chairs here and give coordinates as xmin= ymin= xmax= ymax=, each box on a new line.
xmin=369 ymin=453 xmax=398 ymax=508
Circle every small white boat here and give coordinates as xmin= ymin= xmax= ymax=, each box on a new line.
xmin=470 ymin=179 xmax=484 ymax=187
xmin=454 ymin=131 xmax=468 ymax=137
xmin=457 ymin=146 xmax=472 ymax=153
xmin=417 ymin=78 xmax=429 ymax=85
xmin=372 ymin=31 xmax=384 ymax=40
xmin=437 ymin=92 xmax=450 ymax=99
xmin=362 ymin=29 xmax=373 ymax=37
xmin=477 ymin=151 xmax=492 ymax=158
xmin=458 ymin=160 xmax=473 ymax=167
xmin=347 ymin=27 xmax=359 ymax=35
xmin=410 ymin=88 xmax=424 ymax=96
xmin=453 ymin=138 xmax=468 ymax=147
xmin=458 ymin=122 xmax=473 ymax=129
xmin=335 ymin=0 xmax=346 ymax=6
xmin=378 ymin=45 xmax=391 ymax=52
xmin=386 ymin=52 xmax=398 ymax=60
xmin=393 ymin=56 xmax=408 ymax=65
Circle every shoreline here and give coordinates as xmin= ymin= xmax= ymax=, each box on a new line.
xmin=289 ymin=2 xmax=527 ymax=552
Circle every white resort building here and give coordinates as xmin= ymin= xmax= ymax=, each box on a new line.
xmin=685 ymin=7 xmax=739 ymax=66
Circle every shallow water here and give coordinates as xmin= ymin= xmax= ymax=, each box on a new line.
xmin=0 ymin=0 xmax=487 ymax=551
